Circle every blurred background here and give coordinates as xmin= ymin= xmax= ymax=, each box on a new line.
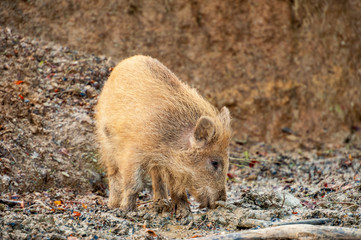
xmin=1 ymin=0 xmax=360 ymax=149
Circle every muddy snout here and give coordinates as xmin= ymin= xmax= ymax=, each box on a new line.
xmin=198 ymin=188 xmax=227 ymax=209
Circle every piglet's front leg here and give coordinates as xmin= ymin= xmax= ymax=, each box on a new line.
xmin=118 ymin=160 xmax=145 ymax=212
xmin=170 ymin=190 xmax=191 ymax=219
xmin=150 ymin=169 xmax=171 ymax=213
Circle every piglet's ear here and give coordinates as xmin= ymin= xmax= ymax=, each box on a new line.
xmin=219 ymin=106 xmax=231 ymax=129
xmin=190 ymin=116 xmax=215 ymax=148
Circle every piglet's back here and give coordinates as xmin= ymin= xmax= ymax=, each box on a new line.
xmin=96 ymin=55 xmax=219 ymax=147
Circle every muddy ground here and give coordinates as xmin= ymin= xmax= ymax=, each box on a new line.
xmin=1 ymin=27 xmax=361 ymax=239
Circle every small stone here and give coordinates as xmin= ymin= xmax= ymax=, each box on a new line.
xmin=3 ymin=63 xmax=10 ymax=70
xmin=30 ymin=126 xmax=38 ymax=134
xmin=217 ymin=216 xmax=227 ymax=226
xmin=45 ymin=216 xmax=55 ymax=225
xmin=276 ymin=191 xmax=302 ymax=208
xmin=143 ymin=213 xmax=151 ymax=220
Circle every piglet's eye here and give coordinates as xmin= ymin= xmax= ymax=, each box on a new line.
xmin=211 ymin=160 xmax=219 ymax=170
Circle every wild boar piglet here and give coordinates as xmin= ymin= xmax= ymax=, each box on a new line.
xmin=96 ymin=55 xmax=231 ymax=216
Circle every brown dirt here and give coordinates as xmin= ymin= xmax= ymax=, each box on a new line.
xmin=1 ymin=0 xmax=361 ymax=148
xmin=0 ymin=27 xmax=112 ymax=193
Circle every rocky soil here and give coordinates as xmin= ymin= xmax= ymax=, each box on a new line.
xmin=1 ymin=27 xmax=361 ymax=239
xmin=1 ymin=144 xmax=361 ymax=239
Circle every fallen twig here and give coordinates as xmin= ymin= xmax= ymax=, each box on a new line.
xmin=276 ymin=218 xmax=333 ymax=226
xmin=238 ymin=219 xmax=270 ymax=228
xmin=0 ymin=141 xmax=17 ymax=163
xmin=317 ymin=201 xmax=361 ymax=210
xmin=0 ymin=198 xmax=24 ymax=207
xmin=334 ymin=202 xmax=360 ymax=208
xmin=324 ymin=184 xmax=361 ymax=200
xmin=34 ymin=200 xmax=53 ymax=211
xmin=238 ymin=218 xmax=332 ymax=229
xmin=280 ymin=192 xmax=286 ymax=208
xmin=192 ymin=224 xmax=361 ymax=240
xmin=137 ymin=199 xmax=153 ymax=207
xmin=215 ymin=201 xmax=237 ymax=210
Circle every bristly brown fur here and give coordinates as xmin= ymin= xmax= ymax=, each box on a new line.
xmin=95 ymin=55 xmax=231 ymax=216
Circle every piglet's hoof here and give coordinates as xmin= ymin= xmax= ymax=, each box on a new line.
xmin=119 ymin=201 xmax=137 ymax=213
xmin=107 ymin=198 xmax=121 ymax=209
xmin=153 ymin=199 xmax=171 ymax=213
xmin=172 ymin=202 xmax=191 ymax=219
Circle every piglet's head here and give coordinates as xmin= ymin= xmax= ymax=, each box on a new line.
xmin=185 ymin=107 xmax=231 ymax=209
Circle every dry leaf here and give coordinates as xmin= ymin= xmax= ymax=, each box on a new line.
xmin=146 ymin=229 xmax=157 ymax=237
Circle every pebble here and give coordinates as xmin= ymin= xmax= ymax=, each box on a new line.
xmin=275 ymin=191 xmax=302 ymax=208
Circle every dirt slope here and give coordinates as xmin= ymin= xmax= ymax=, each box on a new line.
xmin=0 ymin=27 xmax=112 ymax=193
xmin=1 ymin=0 xmax=361 ymax=147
